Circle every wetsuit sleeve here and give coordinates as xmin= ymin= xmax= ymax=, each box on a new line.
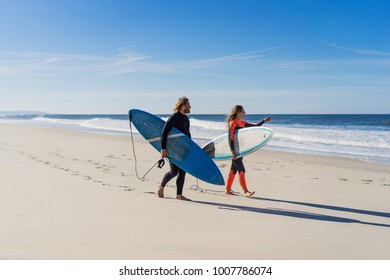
xmin=161 ymin=114 xmax=177 ymax=149
xmin=186 ymin=117 xmax=191 ymax=139
xmin=244 ymin=120 xmax=265 ymax=127
xmin=255 ymin=120 xmax=265 ymax=126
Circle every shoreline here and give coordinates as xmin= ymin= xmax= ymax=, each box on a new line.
xmin=0 ymin=118 xmax=390 ymax=166
xmin=1 ymin=123 xmax=390 ymax=260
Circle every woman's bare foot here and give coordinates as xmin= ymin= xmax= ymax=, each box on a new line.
xmin=244 ymin=191 xmax=255 ymax=197
xmin=176 ymin=195 xmax=191 ymax=201
xmin=157 ymin=185 xmax=164 ymax=198
xmin=225 ymin=190 xmax=237 ymax=195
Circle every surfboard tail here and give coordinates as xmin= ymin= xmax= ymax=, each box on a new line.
xmin=202 ymin=142 xmax=216 ymax=158
xmin=213 ymin=174 xmax=225 ymax=185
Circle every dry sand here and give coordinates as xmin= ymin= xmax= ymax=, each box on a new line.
xmin=1 ymin=123 xmax=389 ymax=260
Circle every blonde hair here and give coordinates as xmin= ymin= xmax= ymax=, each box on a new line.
xmin=226 ymin=105 xmax=244 ymax=123
xmin=173 ymin=96 xmax=189 ymax=112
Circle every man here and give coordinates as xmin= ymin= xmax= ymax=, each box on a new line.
xmin=157 ymin=96 xmax=192 ymax=201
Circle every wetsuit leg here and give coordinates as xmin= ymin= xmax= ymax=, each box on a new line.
xmin=226 ymin=158 xmax=246 ymax=191
xmin=238 ymin=171 xmax=248 ymax=192
xmin=161 ymin=162 xmax=186 ymax=195
xmin=232 ymin=157 xmax=245 ymax=173
xmin=232 ymin=158 xmax=248 ymax=192
xmin=176 ymin=169 xmax=186 ymax=195
xmin=161 ymin=162 xmax=179 ymax=187
xmin=226 ymin=169 xmax=235 ymax=191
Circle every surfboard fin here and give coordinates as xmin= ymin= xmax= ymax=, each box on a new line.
xmin=202 ymin=142 xmax=215 ymax=158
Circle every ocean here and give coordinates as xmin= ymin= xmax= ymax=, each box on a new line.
xmin=1 ymin=112 xmax=389 ymax=164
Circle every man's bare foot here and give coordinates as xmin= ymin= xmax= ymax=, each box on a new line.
xmin=176 ymin=195 xmax=191 ymax=201
xmin=244 ymin=191 xmax=255 ymax=197
xmin=157 ymin=185 xmax=164 ymax=198
xmin=225 ymin=190 xmax=237 ymax=195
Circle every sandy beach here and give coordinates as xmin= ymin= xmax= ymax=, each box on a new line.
xmin=1 ymin=123 xmax=390 ymax=260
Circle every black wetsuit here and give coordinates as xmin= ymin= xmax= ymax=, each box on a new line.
xmin=160 ymin=112 xmax=191 ymax=195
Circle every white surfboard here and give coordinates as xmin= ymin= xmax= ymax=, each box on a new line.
xmin=202 ymin=126 xmax=273 ymax=161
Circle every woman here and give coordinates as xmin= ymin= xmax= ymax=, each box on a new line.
xmin=226 ymin=105 xmax=271 ymax=197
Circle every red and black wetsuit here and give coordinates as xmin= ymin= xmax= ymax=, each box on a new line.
xmin=226 ymin=118 xmax=265 ymax=193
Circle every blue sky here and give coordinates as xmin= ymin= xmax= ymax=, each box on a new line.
xmin=0 ymin=0 xmax=389 ymax=114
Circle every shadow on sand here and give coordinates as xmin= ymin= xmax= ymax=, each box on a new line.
xmin=192 ymin=197 xmax=390 ymax=228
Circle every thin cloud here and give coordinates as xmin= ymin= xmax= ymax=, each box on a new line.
xmin=0 ymin=45 xmax=293 ymax=77
xmin=329 ymin=43 xmax=390 ymax=56
xmin=7 ymin=44 xmax=387 ymax=79
xmin=42 ymin=57 xmax=69 ymax=65
xmin=193 ymin=45 xmax=293 ymax=65
xmin=0 ymin=51 xmax=152 ymax=76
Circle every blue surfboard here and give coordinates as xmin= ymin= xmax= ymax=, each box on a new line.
xmin=129 ymin=109 xmax=225 ymax=185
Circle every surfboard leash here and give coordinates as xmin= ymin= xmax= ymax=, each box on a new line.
xmin=129 ymin=113 xmax=165 ymax=181
xmin=190 ymin=179 xmax=228 ymax=195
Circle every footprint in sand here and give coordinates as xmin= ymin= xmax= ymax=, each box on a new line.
xmin=106 ymin=154 xmax=121 ymax=159
xmin=362 ymin=179 xmax=373 ymax=184
xmin=339 ymin=178 xmax=348 ymax=182
xmin=119 ymin=185 xmax=133 ymax=191
xmin=93 ymin=180 xmax=111 ymax=186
